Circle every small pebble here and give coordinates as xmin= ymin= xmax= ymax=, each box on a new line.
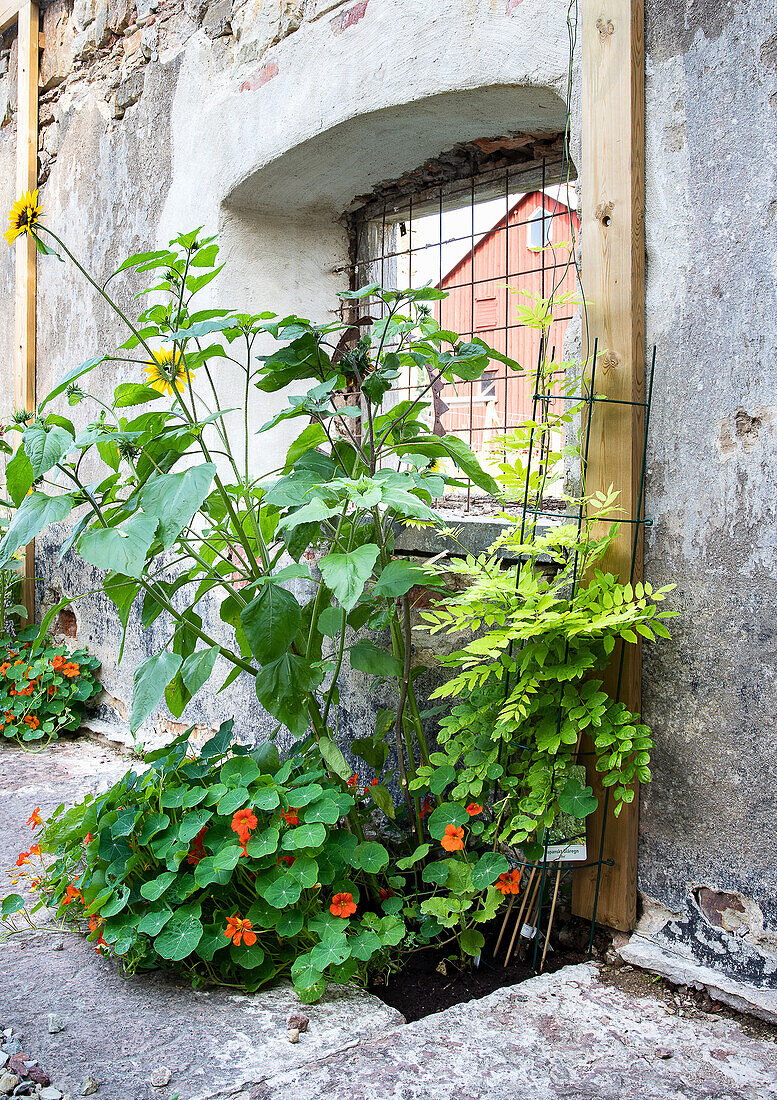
xmin=51 ymin=943 xmax=64 ymax=952
xmin=46 ymin=1016 xmax=65 ymax=1036
xmin=11 ymin=1083 xmax=34 ymax=1097
xmin=286 ymin=1014 xmax=309 ymax=1033
xmin=286 ymin=1028 xmax=300 ymax=1044
xmin=39 ymin=1089 xmax=63 ymax=1100
xmin=0 ymin=1074 xmax=20 ymax=1097
xmin=0 ymin=1057 xmax=7 ymax=1070
xmin=80 ymin=1079 xmax=99 ymax=1097
xmin=149 ymin=1068 xmax=171 ymax=1088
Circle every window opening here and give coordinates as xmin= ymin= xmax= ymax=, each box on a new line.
xmin=347 ymin=139 xmax=579 ymax=512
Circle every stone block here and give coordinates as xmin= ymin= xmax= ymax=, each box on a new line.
xmin=115 ymin=69 xmax=145 ymax=111
xmin=203 ymin=0 xmax=233 ymax=39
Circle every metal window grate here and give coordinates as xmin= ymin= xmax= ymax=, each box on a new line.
xmin=346 ymin=150 xmax=579 ymax=512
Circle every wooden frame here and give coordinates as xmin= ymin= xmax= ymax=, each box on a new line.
xmin=5 ymin=0 xmax=38 ymax=620
xmin=572 ymin=0 xmax=645 ymax=931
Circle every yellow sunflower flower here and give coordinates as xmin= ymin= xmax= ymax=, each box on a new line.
xmin=4 ymin=190 xmax=42 ymax=246
xmin=143 ymin=347 xmax=195 ymax=396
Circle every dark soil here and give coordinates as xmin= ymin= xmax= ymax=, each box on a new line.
xmin=370 ymin=912 xmax=608 ymax=1022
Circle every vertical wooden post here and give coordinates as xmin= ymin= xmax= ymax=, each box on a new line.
xmin=572 ymin=0 xmax=645 ymax=931
xmin=13 ymin=0 xmax=38 ymax=622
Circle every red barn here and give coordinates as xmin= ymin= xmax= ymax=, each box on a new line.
xmin=434 ymin=190 xmax=580 ymax=453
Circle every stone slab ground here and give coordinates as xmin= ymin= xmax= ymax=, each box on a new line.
xmin=1 ymin=738 xmax=776 ymax=1100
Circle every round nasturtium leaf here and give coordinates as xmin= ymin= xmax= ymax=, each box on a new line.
xmin=154 ymin=912 xmax=203 ymax=961
xmin=426 ymin=801 xmax=470 ymax=841
xmin=350 ymin=841 xmax=390 ymax=873
xmin=262 ymin=876 xmax=303 ymax=908
xmin=310 ymin=933 xmax=351 ymax=971
xmin=291 ymin=953 xmax=324 ymax=990
xmin=281 ymin=822 xmax=327 ymax=851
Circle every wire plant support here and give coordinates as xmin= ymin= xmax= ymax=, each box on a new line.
xmin=491 ymin=341 xmax=657 ymax=975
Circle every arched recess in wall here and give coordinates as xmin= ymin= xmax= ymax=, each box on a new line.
xmin=223 ymin=84 xmax=570 ymax=219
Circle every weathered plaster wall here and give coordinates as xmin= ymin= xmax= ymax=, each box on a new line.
xmin=0 ymin=0 xmax=572 ymax=751
xmin=1 ymin=0 xmax=774 ymax=995
xmin=640 ymin=0 xmax=777 ymax=988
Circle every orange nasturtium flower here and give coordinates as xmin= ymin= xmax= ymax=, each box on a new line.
xmin=223 ymin=915 xmax=257 ymax=946
xmin=50 ymin=654 xmax=66 ymax=672
xmin=26 ymin=807 xmax=43 ymax=829
xmin=440 ymin=824 xmax=465 ymax=852
xmin=15 ymin=850 xmax=30 ymax=867
xmin=62 ymin=884 xmax=83 ymax=906
xmin=23 ymin=715 xmax=39 ymax=730
xmin=346 ymin=774 xmax=359 ymax=789
xmin=231 ymin=808 xmax=258 ymax=843
xmin=496 ymin=868 xmax=522 ymax=895
xmin=280 ymin=808 xmax=299 ymax=826
xmin=465 ymin=803 xmax=483 ymax=816
xmin=89 ymin=914 xmax=105 ymax=932
xmin=62 ymin=662 xmax=80 ymax=678
xmin=29 ymin=844 xmax=41 ymax=857
xmin=329 ymin=892 xmax=357 ymax=918
xmin=420 ymin=795 xmax=433 ymax=819
xmin=0 ymin=662 xmax=10 ymax=675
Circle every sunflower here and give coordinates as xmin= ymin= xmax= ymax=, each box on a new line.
xmin=4 ymin=190 xmax=42 ymax=246
xmin=143 ymin=346 xmax=195 ymax=396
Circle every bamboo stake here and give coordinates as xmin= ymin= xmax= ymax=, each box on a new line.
xmin=504 ymin=865 xmax=540 ymax=967
xmin=540 ymin=866 xmax=562 ymax=972
xmin=492 ymin=893 xmax=515 ymax=958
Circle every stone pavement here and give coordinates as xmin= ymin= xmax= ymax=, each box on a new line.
xmin=1 ymin=738 xmax=776 ymax=1100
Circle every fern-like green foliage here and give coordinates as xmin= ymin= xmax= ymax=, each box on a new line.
xmin=414 ymin=503 xmax=676 ymax=856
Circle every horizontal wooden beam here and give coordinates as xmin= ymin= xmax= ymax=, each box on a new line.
xmin=0 ymin=0 xmax=22 ymax=35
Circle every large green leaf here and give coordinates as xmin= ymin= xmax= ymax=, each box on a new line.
xmin=113 ymin=383 xmax=163 ymax=407
xmin=139 ymin=464 xmax=216 ymax=548
xmin=319 ymin=544 xmax=379 ymax=611
xmin=240 ymin=583 xmax=301 ymax=665
xmin=137 ymin=907 xmax=174 ymax=936
xmin=154 ymin=911 xmax=203 ymax=961
xmin=426 ymin=801 xmax=470 ymax=841
xmin=140 ymin=871 xmax=177 ymax=902
xmin=254 ymin=654 xmax=323 ymax=738
xmin=181 ymin=646 xmax=220 ymax=698
xmin=5 ymin=447 xmax=34 ymax=506
xmin=393 ymin=433 xmax=500 ymax=496
xmin=290 ymin=953 xmax=324 ymax=991
xmin=23 ymin=422 xmax=75 ymax=477
xmin=130 ymin=651 xmax=183 ymax=732
xmin=0 ymin=492 xmax=77 ymax=568
xmin=79 ymin=512 xmax=159 ymax=579
xmin=317 ymin=737 xmax=351 ymax=781
xmin=0 ymin=894 xmax=25 ymax=917
xmin=349 ymin=642 xmax=402 ymax=678
xmin=372 ymin=559 xmax=435 ymax=598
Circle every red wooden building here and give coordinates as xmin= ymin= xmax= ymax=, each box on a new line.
xmin=434 ymin=190 xmax=580 ymax=454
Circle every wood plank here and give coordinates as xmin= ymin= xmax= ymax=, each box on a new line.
xmin=13 ymin=1 xmax=39 ymax=623
xmin=571 ymin=0 xmax=645 ymax=932
xmin=0 ymin=0 xmax=21 ymax=35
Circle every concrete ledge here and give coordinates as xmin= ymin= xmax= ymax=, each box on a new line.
xmin=618 ymin=931 xmax=777 ymax=1025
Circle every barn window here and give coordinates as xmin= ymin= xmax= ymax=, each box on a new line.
xmin=346 ymin=137 xmax=579 ymax=510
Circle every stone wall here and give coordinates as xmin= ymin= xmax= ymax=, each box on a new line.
xmin=0 ymin=0 xmax=775 ymax=993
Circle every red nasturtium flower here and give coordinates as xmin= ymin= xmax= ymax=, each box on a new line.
xmin=62 ymin=662 xmax=80 ymax=678
xmin=29 ymin=844 xmax=41 ymax=857
xmin=50 ymin=654 xmax=66 ymax=671
xmin=223 ymin=915 xmax=257 ymax=946
xmin=15 ymin=850 xmax=29 ymax=867
xmin=277 ymin=855 xmax=295 ymax=868
xmin=346 ymin=774 xmax=359 ymax=789
xmin=329 ymin=892 xmax=357 ymax=918
xmin=466 ymin=803 xmax=483 ymax=816
xmin=496 ymin=868 xmax=522 ymax=895
xmin=187 ymin=826 xmax=208 ymax=866
xmin=231 ymin=808 xmax=258 ymax=843
xmin=440 ymin=824 xmax=465 ymax=852
xmin=63 ymin=884 xmax=83 ymax=906
xmin=280 ymin=808 xmax=299 ymax=826
xmin=83 ymin=833 xmax=94 ymax=847
xmin=26 ymin=807 xmax=43 ymax=829
xmin=420 ymin=795 xmax=433 ymax=819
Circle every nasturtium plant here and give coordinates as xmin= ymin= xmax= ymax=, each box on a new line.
xmin=0 ymin=626 xmax=100 ymax=745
